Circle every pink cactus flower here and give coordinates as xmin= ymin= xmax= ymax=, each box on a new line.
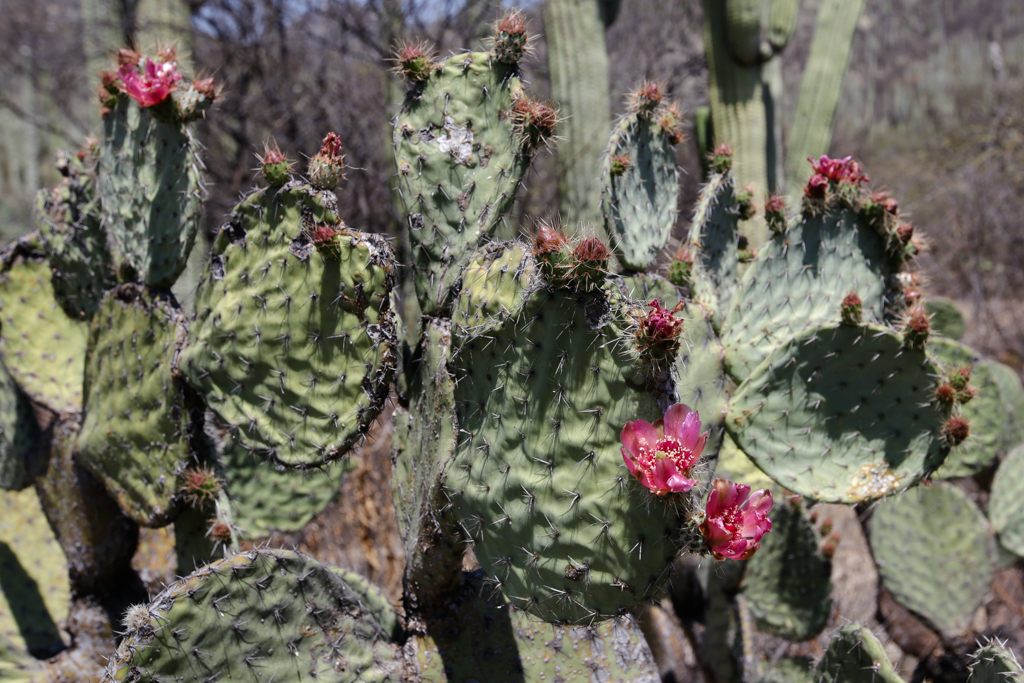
xmin=808 ymin=155 xmax=869 ymax=186
xmin=117 ymin=58 xmax=182 ymax=108
xmin=804 ymin=173 xmax=829 ymax=199
xmin=620 ymin=403 xmax=708 ymax=496
xmin=700 ymin=479 xmax=773 ymax=561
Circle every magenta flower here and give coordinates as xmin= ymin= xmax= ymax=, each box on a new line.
xmin=620 ymin=403 xmax=708 ymax=496
xmin=808 ymin=155 xmax=869 ymax=186
xmin=117 ymin=58 xmax=182 ymax=108
xmin=700 ymin=479 xmax=773 ymax=561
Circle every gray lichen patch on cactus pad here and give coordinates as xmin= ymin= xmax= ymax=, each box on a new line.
xmin=75 ymin=284 xmax=190 ymax=527
xmin=393 ymin=51 xmax=530 ymax=314
xmin=449 ymin=288 xmax=681 ymax=624
xmin=727 ymin=323 xmax=948 ymax=502
xmin=105 ymin=549 xmax=402 ymax=683
xmin=180 ymin=184 xmax=397 ymax=470
xmin=0 ymin=244 xmax=88 ymax=414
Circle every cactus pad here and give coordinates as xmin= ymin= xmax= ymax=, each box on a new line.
xmin=105 ymin=549 xmax=402 ymax=682
xmin=743 ymin=499 xmax=832 ymax=640
xmin=393 ymin=52 xmax=530 ymax=314
xmin=449 ymin=287 xmax=681 ymax=623
xmin=76 ymin=284 xmax=191 ymax=527
xmin=180 ymin=184 xmax=397 ymax=469
xmin=814 ymin=625 xmax=903 ymax=683
xmin=0 ymin=488 xmax=70 ymax=658
xmin=728 ymin=323 xmax=948 ymax=502
xmin=721 ymin=207 xmax=893 ymax=380
xmin=97 ymin=97 xmax=203 ymax=287
xmin=869 ymin=481 xmax=996 ymax=637
xmin=34 ymin=153 xmax=116 ymax=319
xmin=0 ymin=363 xmax=42 ymax=492
xmin=452 ymin=242 xmax=537 ymax=337
xmin=930 ymin=338 xmax=1006 ymax=479
xmin=601 ymin=113 xmax=679 ymax=271
xmin=968 ymin=640 xmax=1024 ymax=683
xmin=0 ymin=242 xmax=89 ymax=413
xmin=925 ymin=297 xmax=965 ymax=341
xmin=989 ymin=444 xmax=1024 ymax=557
xmin=687 ymin=172 xmax=741 ymax=326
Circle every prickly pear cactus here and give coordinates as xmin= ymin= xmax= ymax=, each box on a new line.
xmin=0 ymin=488 xmax=71 ymax=658
xmin=988 ymin=444 xmax=1024 ymax=557
xmin=0 ymin=365 xmax=43 ymax=492
xmin=869 ymin=481 xmax=997 ymax=637
xmin=34 ymin=151 xmax=116 ymax=320
xmin=728 ymin=323 xmax=948 ymax=502
xmin=76 ymin=284 xmax=191 ymax=527
xmin=969 ymin=640 xmax=1024 ymax=683
xmin=392 ymin=50 xmax=536 ymax=314
xmin=180 ymin=184 xmax=398 ymax=469
xmin=686 ymin=169 xmax=741 ymax=324
xmin=743 ymin=498 xmax=832 ymax=640
xmin=97 ymin=96 xmax=204 ymax=287
xmin=815 ymin=624 xmax=903 ymax=683
xmin=104 ymin=549 xmax=403 ymax=682
xmin=601 ymin=88 xmax=682 ymax=272
xmin=449 ymin=279 xmax=682 ymax=623
xmin=0 ymin=237 xmax=89 ymax=414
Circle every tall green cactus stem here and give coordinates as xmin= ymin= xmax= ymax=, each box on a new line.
xmin=392 ymin=51 xmax=532 ymax=315
xmin=545 ymin=0 xmax=614 ymax=226
xmin=0 ymin=364 xmax=43 ymax=492
xmin=391 ymin=318 xmax=463 ymax=610
xmin=0 ymin=237 xmax=89 ymax=414
xmin=743 ymin=498 xmax=832 ymax=641
xmin=869 ymin=481 xmax=997 ymax=637
xmin=601 ymin=98 xmax=682 ymax=271
xmin=34 ymin=151 xmax=116 ymax=319
xmin=97 ymin=95 xmax=205 ymax=287
xmin=968 ymin=640 xmax=1024 ymax=683
xmin=105 ymin=549 xmax=403 ymax=682
xmin=784 ymin=0 xmax=868 ymax=191
xmin=727 ymin=324 xmax=948 ymax=502
xmin=0 ymin=488 xmax=70 ymax=658
xmin=449 ymin=278 xmax=684 ymax=623
xmin=988 ymin=444 xmax=1024 ymax=557
xmin=815 ymin=625 xmax=904 ymax=683
xmin=180 ymin=184 xmax=398 ymax=470
xmin=76 ymin=284 xmax=191 ymax=527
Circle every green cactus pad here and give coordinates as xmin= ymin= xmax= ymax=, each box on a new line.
xmin=449 ymin=287 xmax=683 ymax=623
xmin=715 ymin=432 xmax=773 ymax=491
xmin=968 ymin=640 xmax=1024 ymax=683
xmin=869 ymin=481 xmax=997 ymax=637
xmin=326 ymin=566 xmax=401 ymax=642
xmin=728 ymin=323 xmax=948 ymax=502
xmin=0 ymin=632 xmax=49 ymax=683
xmin=989 ymin=444 xmax=1024 ymax=557
xmin=393 ymin=52 xmax=531 ymax=314
xmin=930 ymin=338 xmax=1006 ymax=479
xmin=814 ymin=625 xmax=903 ymax=683
xmin=761 ymin=657 xmax=815 ymax=683
xmin=452 ymin=242 xmax=537 ymax=338
xmin=0 ymin=243 xmax=89 ymax=413
xmin=988 ymin=360 xmax=1024 ymax=450
xmin=743 ymin=499 xmax=832 ymax=641
xmin=105 ymin=549 xmax=402 ymax=683
xmin=211 ymin=417 xmax=348 ymax=538
xmin=34 ymin=153 xmax=116 ymax=319
xmin=601 ymin=113 xmax=679 ymax=271
xmin=0 ymin=488 xmax=70 ymax=658
xmin=97 ymin=96 xmax=204 ymax=288
xmin=0 ymin=363 xmax=43 ymax=492
xmin=409 ymin=575 xmax=659 ymax=682
xmin=180 ymin=184 xmax=398 ymax=470
xmin=687 ymin=172 xmax=741 ymax=327
xmin=76 ymin=284 xmax=190 ymax=527
xmin=925 ymin=297 xmax=965 ymax=341
xmin=720 ymin=207 xmax=893 ymax=381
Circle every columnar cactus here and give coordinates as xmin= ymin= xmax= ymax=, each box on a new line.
xmin=1 ymin=11 xmax=1021 ymax=683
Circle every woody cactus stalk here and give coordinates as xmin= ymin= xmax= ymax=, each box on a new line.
xmin=2 ymin=11 xmax=1023 ymax=683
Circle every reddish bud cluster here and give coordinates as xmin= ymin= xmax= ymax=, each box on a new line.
xmin=656 ymin=103 xmax=685 ymax=145
xmin=710 ymin=144 xmax=733 ymax=174
xmin=903 ymin=308 xmax=930 ymax=348
xmin=208 ymin=522 xmax=233 ymax=542
xmin=944 ymin=416 xmax=971 ymax=446
xmin=638 ymin=300 xmax=685 ymax=344
xmin=181 ymin=467 xmax=221 ymax=506
xmin=316 ymin=133 xmax=344 ymax=162
xmin=394 ymin=42 xmax=436 ymax=83
xmin=609 ymin=155 xmax=633 ymax=177
xmin=573 ymin=237 xmax=609 ymax=264
xmin=896 ymin=223 xmax=914 ymax=244
xmin=764 ymin=194 xmax=787 ymax=232
xmin=511 ymin=98 xmax=558 ymax=149
xmin=117 ymin=48 xmax=141 ymax=66
xmin=534 ymin=224 xmax=568 ymax=254
xmin=629 ymin=80 xmax=663 ymax=116
xmin=870 ymin=190 xmax=900 ymax=215
xmin=840 ymin=293 xmax=862 ymax=326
